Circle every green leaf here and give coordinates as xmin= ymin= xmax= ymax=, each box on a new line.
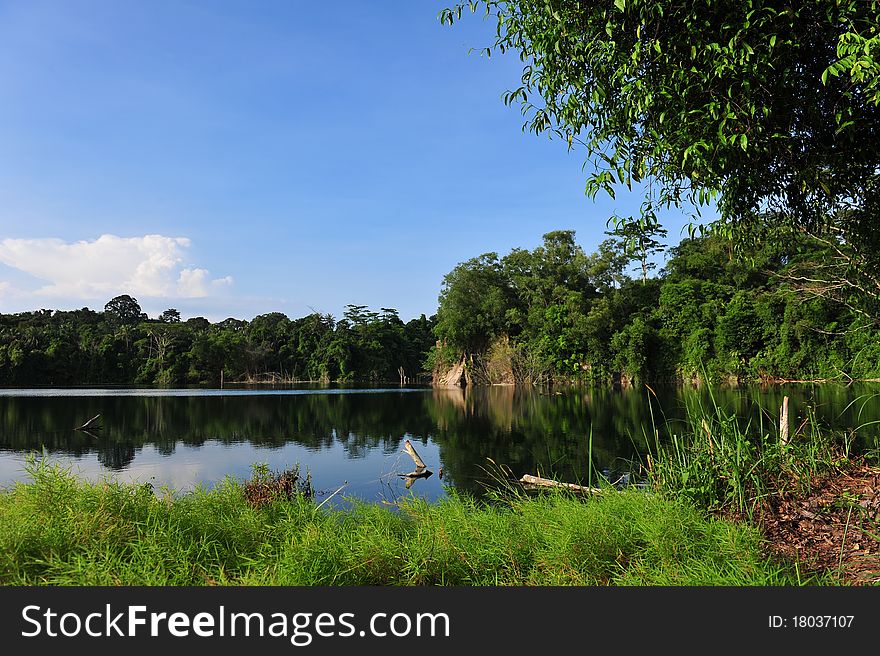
xmin=441 ymin=0 xmax=880 ymax=292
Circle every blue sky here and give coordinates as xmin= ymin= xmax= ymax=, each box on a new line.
xmin=0 ymin=0 xmax=706 ymax=323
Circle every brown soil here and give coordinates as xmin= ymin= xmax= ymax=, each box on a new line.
xmin=747 ymin=461 xmax=880 ymax=585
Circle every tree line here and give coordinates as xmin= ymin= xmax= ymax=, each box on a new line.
xmin=431 ymin=228 xmax=880 ymax=385
xmin=2 ymin=224 xmax=879 ymax=387
xmin=0 ymin=297 xmax=435 ymax=386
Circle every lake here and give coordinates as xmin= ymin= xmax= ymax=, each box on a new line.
xmin=1 ymin=383 xmax=878 ymax=506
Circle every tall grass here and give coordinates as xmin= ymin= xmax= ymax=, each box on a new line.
xmin=0 ymin=457 xmax=824 ymax=586
xmin=646 ymin=389 xmax=864 ymax=519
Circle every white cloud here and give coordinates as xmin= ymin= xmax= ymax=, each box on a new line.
xmin=0 ymin=234 xmax=231 ymax=301
xmin=176 ymin=267 xmax=210 ymax=297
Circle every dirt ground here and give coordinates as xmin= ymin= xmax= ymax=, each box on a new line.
xmin=752 ymin=461 xmax=880 ymax=585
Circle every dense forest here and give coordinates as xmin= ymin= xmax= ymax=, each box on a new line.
xmin=430 ymin=229 xmax=880 ymax=386
xmin=2 ymin=228 xmax=879 ymax=387
xmin=0 ymin=298 xmax=435 ymax=386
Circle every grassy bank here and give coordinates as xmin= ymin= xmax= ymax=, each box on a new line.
xmin=646 ymin=393 xmax=863 ymax=516
xmin=0 ymin=458 xmax=821 ymax=586
xmin=643 ymin=393 xmax=880 ymax=584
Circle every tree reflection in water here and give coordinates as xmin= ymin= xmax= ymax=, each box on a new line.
xmin=0 ymin=384 xmax=877 ymax=500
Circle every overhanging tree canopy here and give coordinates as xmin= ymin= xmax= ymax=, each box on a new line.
xmin=441 ymin=0 xmax=880 ymax=308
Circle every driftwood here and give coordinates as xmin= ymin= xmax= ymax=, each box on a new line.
xmin=75 ymin=414 xmax=102 ymax=431
xmin=519 ymin=474 xmax=602 ymax=495
xmin=399 ymin=439 xmax=433 ymax=488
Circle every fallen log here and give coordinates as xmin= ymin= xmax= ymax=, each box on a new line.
xmin=519 ymin=474 xmax=602 ymax=495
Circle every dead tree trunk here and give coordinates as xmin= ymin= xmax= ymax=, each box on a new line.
xmin=75 ymin=414 xmax=102 ymax=431
xmin=780 ymin=396 xmax=790 ymax=447
xmin=399 ymin=439 xmax=432 ymax=488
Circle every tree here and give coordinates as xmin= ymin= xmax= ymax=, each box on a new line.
xmin=246 ymin=313 xmax=292 ymax=378
xmin=185 ymin=317 xmax=211 ymax=331
xmin=441 ymin=1 xmax=880 ymax=311
xmin=434 ymin=253 xmax=514 ymax=355
xmin=583 ymin=238 xmax=629 ymax=293
xmin=159 ymin=308 xmax=181 ymax=323
xmin=104 ymin=295 xmax=146 ymax=325
xmin=528 ymin=230 xmax=592 ymax=299
xmin=605 ymin=213 xmax=667 ymax=284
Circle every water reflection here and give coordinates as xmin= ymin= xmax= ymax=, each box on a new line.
xmin=0 ymin=383 xmax=877 ymax=503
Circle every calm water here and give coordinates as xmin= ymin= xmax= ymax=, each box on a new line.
xmin=0 ymin=383 xmax=878 ymax=505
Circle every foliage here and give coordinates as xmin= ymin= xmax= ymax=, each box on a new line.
xmin=441 ymin=0 xmax=880 ymax=310
xmin=605 ymin=213 xmax=667 ymax=283
xmin=434 ymin=253 xmax=514 ymax=355
xmin=159 ymin=308 xmax=181 ymax=323
xmin=4 ymin=227 xmax=880 ymax=388
xmin=104 ymin=295 xmax=147 ymax=325
xmin=0 ymin=298 xmax=437 ymax=386
xmin=243 ymin=463 xmax=313 ymax=508
xmin=432 ymin=229 xmax=880 ymax=385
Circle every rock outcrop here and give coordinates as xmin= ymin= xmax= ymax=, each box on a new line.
xmin=434 ymin=355 xmax=468 ymax=388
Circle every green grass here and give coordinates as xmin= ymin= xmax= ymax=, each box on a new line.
xmin=645 ymin=389 xmax=867 ymax=519
xmin=0 ymin=458 xmax=823 ymax=586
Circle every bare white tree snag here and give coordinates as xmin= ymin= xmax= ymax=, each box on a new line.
xmin=780 ymin=396 xmax=790 ymax=447
xmin=519 ymin=474 xmax=602 ymax=495
xmin=403 ymin=439 xmax=427 ymax=469
xmin=399 ymin=439 xmax=433 ymax=486
xmin=75 ymin=414 xmax=102 ymax=431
